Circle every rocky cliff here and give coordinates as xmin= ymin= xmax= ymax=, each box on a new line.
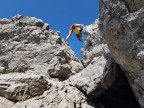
xmin=0 ymin=14 xmax=141 ymax=108
xmin=81 ymin=20 xmax=140 ymax=108
xmin=0 ymin=1 xmax=144 ymax=107
xmin=0 ymin=15 xmax=88 ymax=108
xmin=0 ymin=14 xmax=118 ymax=108
xmin=99 ymin=0 xmax=144 ymax=107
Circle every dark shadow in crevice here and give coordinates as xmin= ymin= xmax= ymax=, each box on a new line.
xmin=91 ymin=64 xmax=140 ymax=108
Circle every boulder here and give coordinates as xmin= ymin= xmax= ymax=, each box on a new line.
xmin=69 ymin=57 xmax=117 ymax=99
xmin=0 ymin=73 xmax=49 ymax=101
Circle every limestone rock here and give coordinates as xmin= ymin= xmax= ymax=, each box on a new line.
xmin=0 ymin=97 xmax=14 ymax=108
xmin=0 ymin=15 xmax=87 ymax=108
xmin=0 ymin=73 xmax=49 ymax=101
xmin=11 ymin=82 xmax=95 ymax=108
xmin=49 ymin=64 xmax=71 ymax=79
xmin=12 ymin=15 xmax=44 ymax=28
xmin=0 ymin=13 xmax=136 ymax=108
xmin=99 ymin=0 xmax=144 ymax=107
xmin=68 ymin=20 xmax=118 ymax=99
xmin=0 ymin=18 xmax=11 ymax=25
xmin=0 ymin=15 xmax=83 ymax=79
xmin=69 ymin=57 xmax=117 ymax=99
xmin=82 ymin=20 xmax=111 ymax=67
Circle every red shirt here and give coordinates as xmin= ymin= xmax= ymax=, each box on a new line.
xmin=70 ymin=24 xmax=75 ymax=31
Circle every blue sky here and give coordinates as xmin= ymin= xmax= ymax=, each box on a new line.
xmin=0 ymin=0 xmax=99 ymax=59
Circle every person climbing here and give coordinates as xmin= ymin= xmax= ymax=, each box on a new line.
xmin=66 ymin=24 xmax=84 ymax=42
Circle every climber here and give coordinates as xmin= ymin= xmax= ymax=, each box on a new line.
xmin=66 ymin=24 xmax=84 ymax=42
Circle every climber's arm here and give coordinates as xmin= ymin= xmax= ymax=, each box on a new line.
xmin=66 ymin=30 xmax=73 ymax=41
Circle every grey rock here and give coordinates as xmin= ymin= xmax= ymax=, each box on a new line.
xmin=12 ymin=14 xmax=24 ymax=22
xmin=0 ymin=97 xmax=14 ymax=108
xmin=11 ymin=84 xmax=95 ymax=108
xmin=0 ymin=18 xmax=11 ymax=25
xmin=67 ymin=20 xmax=118 ymax=99
xmin=0 ymin=15 xmax=87 ymax=108
xmin=42 ymin=23 xmax=50 ymax=30
xmin=0 ymin=67 xmax=5 ymax=71
xmin=0 ymin=14 xmax=125 ymax=108
xmin=99 ymin=0 xmax=144 ymax=107
xmin=0 ymin=73 xmax=49 ymax=101
xmin=12 ymin=15 xmax=44 ymax=28
xmin=0 ymin=15 xmax=82 ymax=79
xmin=49 ymin=64 xmax=71 ymax=79
xmin=69 ymin=57 xmax=117 ymax=99
xmin=82 ymin=20 xmax=109 ymax=67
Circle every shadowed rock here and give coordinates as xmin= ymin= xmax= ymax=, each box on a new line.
xmin=99 ymin=0 xmax=144 ymax=107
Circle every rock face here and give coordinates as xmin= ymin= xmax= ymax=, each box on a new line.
xmin=0 ymin=14 xmax=113 ymax=108
xmin=11 ymin=82 xmax=95 ymax=108
xmin=0 ymin=13 xmax=141 ymax=108
xmin=0 ymin=15 xmax=83 ymax=78
xmin=69 ymin=21 xmax=118 ymax=99
xmin=82 ymin=20 xmax=110 ymax=66
xmin=69 ymin=58 xmax=117 ymax=99
xmin=0 ymin=73 xmax=49 ymax=101
xmin=92 ymin=65 xmax=140 ymax=108
xmin=77 ymin=19 xmax=139 ymax=107
xmin=0 ymin=14 xmax=120 ymax=108
xmin=99 ymin=0 xmax=144 ymax=107
xmin=0 ymin=15 xmax=91 ymax=108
